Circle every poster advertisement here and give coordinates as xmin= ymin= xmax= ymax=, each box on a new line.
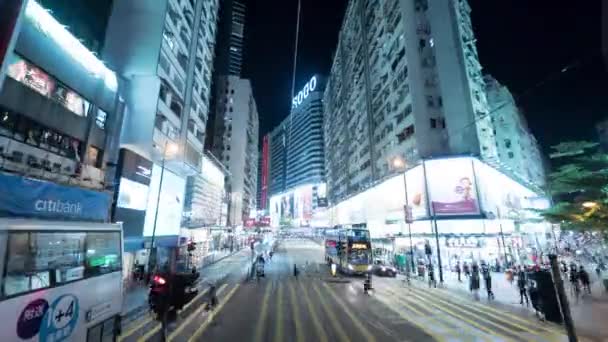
xmin=405 ymin=165 xmax=428 ymax=219
xmin=143 ymin=165 xmax=186 ymax=236
xmin=425 ymin=158 xmax=480 ymax=216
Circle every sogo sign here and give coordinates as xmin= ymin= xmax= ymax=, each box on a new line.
xmin=292 ymin=76 xmax=317 ymax=108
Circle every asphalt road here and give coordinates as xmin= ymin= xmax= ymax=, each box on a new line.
xmin=120 ymin=239 xmax=575 ymax=342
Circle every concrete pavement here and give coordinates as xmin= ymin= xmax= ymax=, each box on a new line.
xmin=118 ymin=238 xmax=576 ymax=341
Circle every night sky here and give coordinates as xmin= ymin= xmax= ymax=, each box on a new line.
xmin=243 ymin=0 xmax=608 ymax=153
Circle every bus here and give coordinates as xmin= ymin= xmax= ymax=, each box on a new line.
xmin=0 ymin=219 xmax=123 ymax=342
xmin=325 ymin=224 xmax=372 ymax=275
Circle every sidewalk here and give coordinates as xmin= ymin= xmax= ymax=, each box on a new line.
xmin=436 ymin=269 xmax=608 ymax=340
xmin=121 ymin=248 xmax=248 ymax=319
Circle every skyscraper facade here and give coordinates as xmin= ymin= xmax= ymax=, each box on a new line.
xmin=484 ymin=75 xmax=545 ymax=189
xmin=214 ymin=0 xmax=246 ymax=77
xmin=323 ymin=0 xmax=498 ymax=203
xmin=103 ymin=0 xmax=221 ymax=243
xmin=211 ymin=76 xmax=259 ymax=225
xmin=268 ymin=75 xmax=326 ymax=196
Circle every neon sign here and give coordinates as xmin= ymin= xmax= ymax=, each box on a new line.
xmin=292 ymin=76 xmax=317 ymax=108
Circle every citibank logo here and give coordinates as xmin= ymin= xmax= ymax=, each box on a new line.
xmin=292 ymin=76 xmax=317 ymax=109
xmin=35 ymin=199 xmax=83 ymax=216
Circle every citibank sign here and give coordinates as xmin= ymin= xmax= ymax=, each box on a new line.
xmin=292 ymin=76 xmax=317 ymax=108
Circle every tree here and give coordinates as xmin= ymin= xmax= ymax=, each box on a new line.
xmin=541 ymin=141 xmax=608 ymax=231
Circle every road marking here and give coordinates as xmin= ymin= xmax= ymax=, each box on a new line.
xmin=311 ymin=282 xmax=350 ymax=342
xmin=373 ymin=290 xmax=450 ymax=342
xmin=136 ymin=322 xmax=160 ymax=342
xmin=402 ymin=287 xmax=516 ymax=341
xmin=254 ymin=281 xmax=273 ymax=342
xmin=182 ymin=287 xmax=210 ymax=311
xmin=432 ymin=286 xmax=564 ymax=336
xmin=408 ymin=283 xmax=563 ymax=337
xmin=288 ymin=282 xmax=305 ymax=342
xmin=417 ymin=286 xmax=558 ymax=338
xmin=298 ymin=281 xmax=328 ymax=342
xmin=274 ymin=283 xmax=284 ymax=342
xmin=119 ymin=313 xmax=154 ymax=341
xmin=168 ymin=285 xmax=225 ymax=341
xmin=321 ymin=282 xmax=377 ymax=342
xmin=188 ymin=284 xmax=240 ymax=342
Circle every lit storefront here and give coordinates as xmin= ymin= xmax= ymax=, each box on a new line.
xmin=328 ymin=156 xmax=551 ymax=266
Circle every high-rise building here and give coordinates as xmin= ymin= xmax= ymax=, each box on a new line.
xmin=214 ymin=0 xmax=246 ymax=77
xmin=103 ymin=0 xmax=220 ymax=248
xmin=104 ymin=0 xmax=219 ymax=170
xmin=256 ymin=134 xmax=270 ymax=211
xmin=484 ymin=75 xmax=545 ymax=188
xmin=323 ymin=0 xmax=498 ymax=203
xmin=0 ymin=0 xmax=121 ymax=220
xmin=211 ymin=76 xmax=259 ymax=225
xmin=269 ymin=75 xmax=326 ymax=196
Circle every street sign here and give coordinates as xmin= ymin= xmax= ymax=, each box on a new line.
xmin=404 ymin=205 xmax=413 ymax=224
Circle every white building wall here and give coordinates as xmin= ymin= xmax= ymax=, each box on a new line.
xmin=484 ymin=75 xmax=545 ymax=188
xmin=212 ymin=76 xmax=258 ymax=225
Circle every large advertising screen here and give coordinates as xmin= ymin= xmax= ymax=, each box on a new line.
xmin=269 ymin=183 xmax=325 ymax=227
xmin=116 ymin=178 xmax=149 ymax=210
xmin=143 ymin=165 xmax=186 ymax=236
xmin=425 ymin=158 xmax=480 ymax=217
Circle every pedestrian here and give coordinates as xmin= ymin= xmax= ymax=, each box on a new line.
xmin=481 ymin=261 xmax=494 ymax=299
xmin=596 ymin=264 xmax=602 ymax=279
xmin=455 ymin=262 xmax=462 ymax=282
xmin=463 ymin=262 xmax=470 ymax=278
xmin=579 ymin=265 xmax=591 ymax=294
xmin=428 ymin=263 xmax=437 ymax=288
xmin=528 ymin=280 xmax=544 ymax=321
xmin=517 ymin=266 xmax=529 ymax=306
xmin=470 ymin=262 xmax=480 ymax=292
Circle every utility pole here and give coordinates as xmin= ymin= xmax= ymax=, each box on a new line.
xmin=548 ymin=254 xmax=577 ymax=342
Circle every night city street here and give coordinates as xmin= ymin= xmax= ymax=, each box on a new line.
xmin=1 ymin=0 xmax=607 ymax=341
xmin=118 ymin=239 xmax=575 ymax=342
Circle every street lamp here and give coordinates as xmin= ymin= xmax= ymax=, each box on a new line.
xmin=148 ymin=141 xmax=179 ymax=275
xmin=582 ymin=201 xmax=598 ymax=209
xmin=392 ymin=156 xmax=415 ymax=273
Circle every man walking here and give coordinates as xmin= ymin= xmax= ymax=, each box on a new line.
xmin=481 ymin=261 xmax=494 ymax=299
xmin=517 ymin=266 xmax=529 ymax=306
xmin=455 ymin=261 xmax=462 ymax=282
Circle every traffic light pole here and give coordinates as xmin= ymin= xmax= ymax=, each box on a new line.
xmin=402 ymin=172 xmax=415 ymax=272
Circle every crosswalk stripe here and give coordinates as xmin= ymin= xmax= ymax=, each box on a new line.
xmin=378 ymin=287 xmax=466 ymax=340
xmin=399 ymin=287 xmax=526 ymax=340
xmin=119 ymin=313 xmax=154 ymax=341
xmin=136 ymin=322 xmax=160 ymax=342
xmin=321 ymin=282 xmax=377 ymax=342
xmin=182 ymin=287 xmax=210 ymax=311
xmin=311 ymin=282 xmax=350 ymax=342
xmin=373 ymin=290 xmax=451 ymax=342
xmin=288 ymin=282 xmax=306 ymax=342
xmin=396 ymin=287 xmax=516 ymax=341
xmin=274 ymin=283 xmax=284 ymax=342
xmin=416 ymin=284 xmax=562 ymax=336
xmin=188 ymin=284 xmax=240 ymax=342
xmin=254 ymin=281 xmax=273 ymax=342
xmin=168 ymin=285 xmax=226 ymax=341
xmin=414 ymin=286 xmax=561 ymax=338
xmin=298 ymin=281 xmax=328 ymax=342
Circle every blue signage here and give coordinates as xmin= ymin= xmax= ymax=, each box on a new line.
xmin=0 ymin=173 xmax=111 ymax=221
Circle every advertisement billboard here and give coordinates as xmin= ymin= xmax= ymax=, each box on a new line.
xmin=143 ymin=165 xmax=186 ymax=236
xmin=425 ymin=158 xmax=480 ymax=216
xmin=405 ymin=165 xmax=428 ymax=219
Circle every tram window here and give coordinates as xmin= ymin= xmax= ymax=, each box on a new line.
xmin=2 ymin=231 xmax=120 ymax=299
xmin=85 ymin=232 xmax=122 ymax=277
